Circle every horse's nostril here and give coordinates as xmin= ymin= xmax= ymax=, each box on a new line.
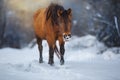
xmin=68 ymin=34 xmax=71 ymax=38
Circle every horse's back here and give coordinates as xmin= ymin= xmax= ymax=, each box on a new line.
xmin=34 ymin=9 xmax=41 ymax=20
xmin=33 ymin=8 xmax=46 ymax=39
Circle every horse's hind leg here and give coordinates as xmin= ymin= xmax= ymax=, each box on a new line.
xmin=36 ymin=36 xmax=43 ymax=63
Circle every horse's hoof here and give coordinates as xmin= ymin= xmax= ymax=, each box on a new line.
xmin=39 ymin=59 xmax=43 ymax=63
xmin=48 ymin=61 xmax=54 ymax=66
xmin=39 ymin=61 xmax=43 ymax=63
xmin=60 ymin=60 xmax=64 ymax=65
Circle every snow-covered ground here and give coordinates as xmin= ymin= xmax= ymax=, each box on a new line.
xmin=0 ymin=35 xmax=120 ymax=80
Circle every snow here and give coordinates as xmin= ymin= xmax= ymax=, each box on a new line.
xmin=0 ymin=35 xmax=120 ymax=80
xmin=85 ymin=4 xmax=91 ymax=10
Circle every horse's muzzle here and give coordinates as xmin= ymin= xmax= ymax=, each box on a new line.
xmin=63 ymin=33 xmax=71 ymax=41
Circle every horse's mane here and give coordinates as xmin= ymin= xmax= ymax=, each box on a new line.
xmin=46 ymin=3 xmax=65 ymax=26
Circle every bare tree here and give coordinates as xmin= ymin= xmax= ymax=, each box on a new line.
xmin=0 ymin=0 xmax=6 ymax=48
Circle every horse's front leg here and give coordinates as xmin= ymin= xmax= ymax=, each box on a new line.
xmin=58 ymin=37 xmax=65 ymax=65
xmin=48 ymin=46 xmax=54 ymax=65
xmin=60 ymin=43 xmax=65 ymax=65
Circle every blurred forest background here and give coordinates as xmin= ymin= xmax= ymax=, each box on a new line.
xmin=0 ymin=0 xmax=120 ymax=49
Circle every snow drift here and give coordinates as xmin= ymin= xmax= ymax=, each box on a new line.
xmin=0 ymin=35 xmax=120 ymax=80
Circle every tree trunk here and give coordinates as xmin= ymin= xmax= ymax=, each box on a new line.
xmin=0 ymin=0 xmax=6 ymax=48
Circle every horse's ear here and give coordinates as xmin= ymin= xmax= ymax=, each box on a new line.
xmin=67 ymin=8 xmax=72 ymax=15
xmin=57 ymin=9 xmax=63 ymax=17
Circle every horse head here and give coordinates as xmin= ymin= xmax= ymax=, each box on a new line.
xmin=57 ymin=8 xmax=72 ymax=41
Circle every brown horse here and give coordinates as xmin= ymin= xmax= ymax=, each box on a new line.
xmin=33 ymin=3 xmax=72 ymax=65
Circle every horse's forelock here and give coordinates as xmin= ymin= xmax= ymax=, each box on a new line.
xmin=46 ymin=3 xmax=72 ymax=33
xmin=46 ymin=3 xmax=64 ymax=26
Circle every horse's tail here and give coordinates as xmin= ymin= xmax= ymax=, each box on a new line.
xmin=54 ymin=45 xmax=61 ymax=59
